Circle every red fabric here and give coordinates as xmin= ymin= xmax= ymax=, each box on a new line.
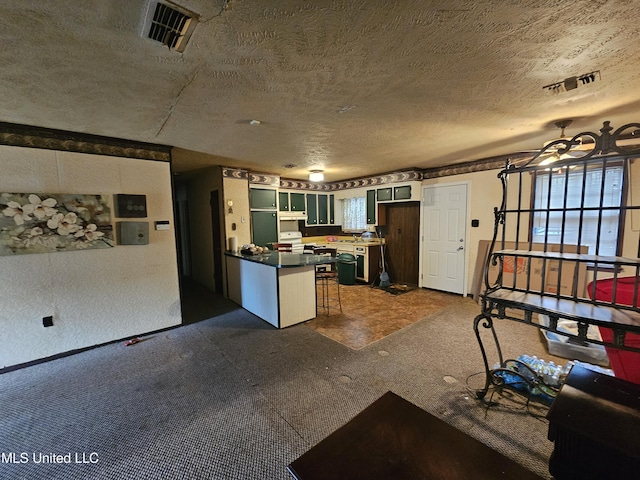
xmin=587 ymin=277 xmax=640 ymax=384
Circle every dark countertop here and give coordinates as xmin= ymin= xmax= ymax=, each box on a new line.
xmin=225 ymin=250 xmax=336 ymax=268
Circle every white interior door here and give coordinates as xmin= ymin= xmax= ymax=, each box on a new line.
xmin=422 ymin=184 xmax=468 ymax=294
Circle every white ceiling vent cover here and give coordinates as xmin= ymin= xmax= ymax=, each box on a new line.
xmin=142 ymin=1 xmax=198 ymax=52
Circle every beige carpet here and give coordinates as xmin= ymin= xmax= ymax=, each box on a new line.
xmin=304 ymin=284 xmax=456 ymax=349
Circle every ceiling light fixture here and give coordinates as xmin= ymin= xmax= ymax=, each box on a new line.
xmin=309 ymin=170 xmax=324 ymax=182
xmin=538 ymin=119 xmax=585 ymax=165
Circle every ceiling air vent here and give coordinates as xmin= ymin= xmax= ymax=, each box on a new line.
xmin=143 ymin=1 xmax=198 ymax=52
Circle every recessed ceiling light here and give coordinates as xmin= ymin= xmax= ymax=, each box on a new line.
xmin=235 ymin=119 xmax=266 ymax=125
xmin=338 ymin=105 xmax=357 ymax=113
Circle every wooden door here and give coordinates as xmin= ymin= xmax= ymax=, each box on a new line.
xmin=381 ymin=201 xmax=420 ymax=285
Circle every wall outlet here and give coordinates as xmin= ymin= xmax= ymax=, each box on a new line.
xmin=43 ymin=316 xmax=53 ymax=327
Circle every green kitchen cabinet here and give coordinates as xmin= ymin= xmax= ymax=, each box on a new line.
xmin=366 ymin=189 xmax=376 ymax=224
xmin=377 ymin=187 xmax=392 ymax=202
xmin=279 ymin=191 xmax=306 ymax=212
xmin=318 ymin=194 xmax=328 ymax=224
xmin=251 ymin=211 xmax=278 ymax=247
xmin=306 ymin=194 xmax=318 ymax=225
xmin=278 ymin=192 xmax=290 ymax=211
xmin=329 ymin=194 xmax=335 ymax=224
xmin=394 ymin=185 xmax=412 ymax=200
xmin=290 ymin=192 xmax=306 ymax=212
xmin=250 ymin=188 xmax=277 ymax=210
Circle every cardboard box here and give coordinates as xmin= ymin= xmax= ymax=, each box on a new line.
xmin=472 ymin=240 xmax=541 ymax=301
xmin=486 ymin=241 xmax=546 ymax=292
xmin=475 ymin=240 xmax=588 ymax=300
xmin=471 ymin=240 xmax=491 ymax=302
xmin=544 ymin=244 xmax=589 ymax=298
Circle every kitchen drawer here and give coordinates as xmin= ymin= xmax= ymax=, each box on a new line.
xmin=337 ymin=244 xmax=354 ymax=254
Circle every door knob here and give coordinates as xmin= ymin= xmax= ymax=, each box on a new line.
xmin=457 ymin=246 xmax=464 ymax=251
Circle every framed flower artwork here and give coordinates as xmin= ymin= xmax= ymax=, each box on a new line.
xmin=0 ymin=192 xmax=114 ymax=255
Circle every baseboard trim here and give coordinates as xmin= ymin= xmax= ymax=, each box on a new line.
xmin=0 ymin=323 xmax=182 ymax=375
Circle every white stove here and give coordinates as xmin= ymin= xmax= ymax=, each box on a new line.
xmin=278 ymin=231 xmax=304 ymax=253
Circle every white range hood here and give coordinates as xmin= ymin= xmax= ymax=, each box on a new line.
xmin=279 ymin=212 xmax=307 ymax=221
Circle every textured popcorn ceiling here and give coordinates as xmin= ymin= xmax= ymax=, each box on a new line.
xmin=1 ymin=0 xmax=640 ymax=181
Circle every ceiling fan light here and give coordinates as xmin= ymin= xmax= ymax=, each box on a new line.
xmin=309 ymin=170 xmax=324 ymax=182
xmin=539 ymin=158 xmax=555 ymax=166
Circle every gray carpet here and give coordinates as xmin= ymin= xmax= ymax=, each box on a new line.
xmin=0 ymin=286 xmax=557 ymax=479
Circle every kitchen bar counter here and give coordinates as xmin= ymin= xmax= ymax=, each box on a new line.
xmin=225 ymin=251 xmax=335 ymax=328
xmin=225 ymin=250 xmax=336 ymax=268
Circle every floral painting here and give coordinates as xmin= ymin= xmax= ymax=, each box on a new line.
xmin=0 ymin=192 xmax=114 ymax=255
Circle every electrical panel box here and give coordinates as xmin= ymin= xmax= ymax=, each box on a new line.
xmin=116 ymin=222 xmax=149 ymax=245
xmin=114 ymin=194 xmax=147 ymax=218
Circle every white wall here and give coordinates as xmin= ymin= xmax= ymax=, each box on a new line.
xmin=223 ymin=176 xmax=251 ymax=249
xmin=0 ymin=146 xmax=181 ymax=368
xmin=621 ymin=159 xmax=640 ymax=273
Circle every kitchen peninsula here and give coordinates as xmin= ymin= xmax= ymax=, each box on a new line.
xmin=225 ymin=251 xmax=335 ymax=328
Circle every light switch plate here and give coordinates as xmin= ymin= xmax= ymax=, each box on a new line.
xmin=155 ymin=220 xmax=170 ymax=231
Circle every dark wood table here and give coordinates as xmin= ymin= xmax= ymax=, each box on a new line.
xmin=287 ymin=391 xmax=546 ymax=480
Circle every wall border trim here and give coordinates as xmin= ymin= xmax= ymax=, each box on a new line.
xmin=0 ymin=122 xmax=172 ymax=162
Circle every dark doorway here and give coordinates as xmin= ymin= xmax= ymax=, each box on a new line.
xmin=379 ymin=201 xmax=420 ymax=285
xmin=210 ymin=190 xmax=224 ymax=294
xmin=174 ymin=181 xmax=192 ymax=278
